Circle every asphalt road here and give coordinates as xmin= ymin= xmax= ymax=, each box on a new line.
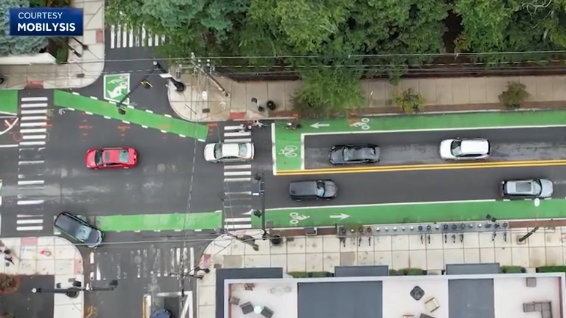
xmin=304 ymin=127 xmax=566 ymax=168
xmin=265 ymin=165 xmax=566 ymax=208
xmin=40 ymin=110 xmax=222 ymax=217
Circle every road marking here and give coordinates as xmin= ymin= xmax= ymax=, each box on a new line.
xmin=145 ymin=110 xmax=153 ymax=113
xmin=17 ymin=200 xmax=44 ymax=205
xmin=271 ymin=124 xmax=277 ymax=176
xmin=225 ymin=217 xmax=250 ymax=222
xmin=0 ymin=144 xmax=19 ymax=148
xmin=20 ymin=128 xmax=46 ymax=134
xmin=224 ymin=165 xmax=252 ymax=170
xmin=20 ymin=116 xmax=47 ymax=121
xmin=22 ymin=135 xmax=46 ymax=140
xmin=225 ymin=131 xmax=251 ymax=137
xmin=224 ymin=224 xmax=253 ymax=229
xmin=21 ymin=97 xmax=48 ymax=102
xmin=20 ymin=122 xmax=46 ymax=127
xmin=224 ymin=171 xmax=252 ymax=176
xmin=224 ymin=177 xmax=252 ymax=182
xmin=277 ymin=159 xmax=566 ymax=175
xmin=300 ymin=134 xmax=305 ymax=170
xmin=267 ymin=199 xmax=497 ymax=211
xmin=18 ymin=160 xmax=44 ymax=165
xmin=224 ymin=138 xmax=252 ymax=143
xmin=21 ymin=103 xmax=48 ymax=108
xmin=16 ymin=218 xmax=42 ymax=224
xmin=224 ymin=125 xmax=242 ymax=130
xmin=18 ymin=180 xmax=44 ymax=186
xmin=21 ymin=109 xmax=48 ymax=115
xmin=225 ymin=191 xmax=252 ymax=195
xmin=20 ymin=141 xmax=46 ymax=146
xmin=16 ymin=225 xmax=43 ymax=231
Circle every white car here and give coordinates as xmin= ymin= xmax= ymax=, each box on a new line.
xmin=204 ymin=142 xmax=254 ymax=163
xmin=439 ymin=138 xmax=490 ymax=160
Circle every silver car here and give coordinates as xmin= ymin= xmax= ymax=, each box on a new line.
xmin=204 ymin=142 xmax=254 ymax=163
xmin=500 ymin=179 xmax=553 ymax=199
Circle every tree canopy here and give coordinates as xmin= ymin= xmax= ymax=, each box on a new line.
xmin=0 ymin=273 xmax=20 ymax=294
xmin=0 ymin=0 xmax=48 ymax=56
xmin=108 ymin=0 xmax=566 ymax=115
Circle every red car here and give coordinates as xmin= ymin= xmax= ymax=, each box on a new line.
xmin=85 ymin=147 xmax=138 ymax=170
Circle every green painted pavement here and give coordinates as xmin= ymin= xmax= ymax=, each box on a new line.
xmin=0 ymin=90 xmax=18 ymax=115
xmin=103 ymin=74 xmax=130 ymax=103
xmin=251 ymin=199 xmax=566 ymax=228
xmin=95 ymin=212 xmax=221 ymax=232
xmin=274 ymin=111 xmax=566 ymax=171
xmin=53 ymin=90 xmax=209 ymax=141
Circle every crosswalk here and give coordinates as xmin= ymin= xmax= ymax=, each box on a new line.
xmin=222 ymin=125 xmax=253 ymax=230
xmin=16 ymin=96 xmax=49 ymax=232
xmin=109 ymin=25 xmax=166 ymax=49
xmin=91 ymin=246 xmax=193 ymax=281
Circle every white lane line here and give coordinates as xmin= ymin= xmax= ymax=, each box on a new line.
xmin=224 ymin=131 xmax=251 ymax=137
xmin=20 ymin=116 xmax=47 ymax=121
xmin=0 ymin=144 xmax=19 ymax=148
xmin=17 ymin=200 xmax=45 ymax=205
xmin=21 ymin=97 xmax=48 ymax=102
xmin=20 ymin=141 xmax=46 ymax=146
xmin=19 ymin=122 xmax=46 ymax=128
xmin=22 ymin=135 xmax=46 ymax=140
xmin=17 ymin=219 xmax=43 ymax=224
xmin=224 ymin=125 xmax=243 ymax=130
xmin=224 ymin=224 xmax=252 ymax=229
xmin=90 ymin=251 xmax=95 ymax=264
xmin=267 ymin=199 xmax=498 ymax=211
xmin=20 ymin=128 xmax=47 ymax=134
xmin=21 ymin=109 xmax=48 ymax=115
xmin=18 ymin=160 xmax=45 ymax=165
xmin=224 ymin=217 xmax=250 ymax=223
xmin=224 ymin=177 xmax=252 ymax=182
xmin=18 ymin=180 xmax=44 ymax=186
xmin=224 ymin=164 xmax=252 ymax=170
xmin=225 ymin=191 xmax=252 ymax=195
xmin=271 ymin=124 xmax=277 ymax=176
xmin=21 ymin=103 xmax=48 ymax=108
xmin=223 ymin=138 xmax=251 ymax=143
xmin=16 ymin=225 xmax=43 ymax=231
xmin=224 ymin=171 xmax=252 ymax=176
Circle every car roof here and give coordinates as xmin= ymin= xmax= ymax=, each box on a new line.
xmin=289 ymin=180 xmax=318 ymax=195
xmin=54 ymin=212 xmax=83 ymax=232
xmin=221 ymin=143 xmax=242 ymax=156
xmin=460 ymin=139 xmax=489 ymax=154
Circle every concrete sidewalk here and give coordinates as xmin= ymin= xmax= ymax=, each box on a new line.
xmin=169 ymin=74 xmax=566 ymax=122
xmin=195 ymin=226 xmax=566 ymax=318
xmin=0 ymin=236 xmax=84 ymax=318
xmin=0 ymin=0 xmax=105 ymax=90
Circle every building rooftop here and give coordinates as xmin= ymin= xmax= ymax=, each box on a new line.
xmin=224 ymin=272 xmax=566 ymax=318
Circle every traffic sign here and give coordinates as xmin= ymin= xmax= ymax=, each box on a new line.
xmin=103 ymin=73 xmax=130 ymax=104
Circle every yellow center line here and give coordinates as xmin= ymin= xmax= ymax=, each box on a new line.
xmin=276 ymin=159 xmax=566 ymax=175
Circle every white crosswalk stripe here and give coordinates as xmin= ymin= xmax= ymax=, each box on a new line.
xmin=15 ymin=96 xmax=49 ymax=232
xmin=92 ymin=246 xmax=192 ymax=281
xmin=222 ymin=125 xmax=254 ymax=230
xmin=109 ymin=25 xmax=166 ymax=49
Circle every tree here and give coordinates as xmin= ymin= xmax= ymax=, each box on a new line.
xmin=392 ymin=88 xmax=425 ymax=113
xmin=0 ymin=0 xmax=48 ymax=56
xmin=498 ymin=81 xmax=529 ymax=108
xmin=0 ymin=273 xmax=20 ymax=294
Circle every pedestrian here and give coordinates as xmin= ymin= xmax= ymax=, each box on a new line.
xmin=4 ymin=251 xmax=14 ymax=265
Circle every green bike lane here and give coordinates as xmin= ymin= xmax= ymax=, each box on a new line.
xmin=251 ymin=199 xmax=566 ymax=228
xmin=53 ymin=90 xmax=208 ymax=141
xmin=274 ymin=111 xmax=566 ymax=171
xmin=0 ymin=90 xmax=18 ymax=115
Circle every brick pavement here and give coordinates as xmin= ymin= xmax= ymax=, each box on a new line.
xmin=168 ymin=75 xmax=566 ymax=121
xmin=195 ymin=226 xmax=566 ymax=318
xmin=0 ymin=236 xmax=84 ymax=318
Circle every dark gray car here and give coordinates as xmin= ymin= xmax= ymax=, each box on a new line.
xmin=289 ymin=180 xmax=338 ymax=201
xmin=54 ymin=212 xmax=103 ymax=248
xmin=329 ymin=144 xmax=380 ymax=165
xmin=500 ymin=179 xmax=553 ymax=199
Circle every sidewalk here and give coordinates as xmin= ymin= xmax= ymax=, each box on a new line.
xmin=168 ymin=74 xmax=566 ymax=122
xmin=0 ymin=236 xmax=83 ymax=318
xmin=196 ymin=226 xmax=566 ymax=318
xmin=0 ymin=0 xmax=105 ymax=90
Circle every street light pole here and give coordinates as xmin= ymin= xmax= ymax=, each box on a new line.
xmin=518 ymin=198 xmax=541 ymax=243
xmin=253 ymin=173 xmax=268 ymax=240
xmin=31 ymin=280 xmax=118 ymax=298
xmin=153 ymin=61 xmax=186 ymax=92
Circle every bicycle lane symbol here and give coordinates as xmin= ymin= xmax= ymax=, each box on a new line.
xmin=349 ymin=118 xmax=370 ymax=130
xmin=279 ymin=145 xmax=298 ymax=158
xmin=290 ymin=212 xmax=309 ymax=225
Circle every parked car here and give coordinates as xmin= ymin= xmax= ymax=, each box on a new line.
xmin=500 ymin=179 xmax=553 ymax=199
xmin=54 ymin=212 xmax=103 ymax=248
xmin=439 ymin=138 xmax=490 ymax=160
xmin=204 ymin=142 xmax=254 ymax=163
xmin=329 ymin=144 xmax=380 ymax=165
xmin=86 ymin=147 xmax=138 ymax=169
xmin=289 ymin=180 xmax=338 ymax=201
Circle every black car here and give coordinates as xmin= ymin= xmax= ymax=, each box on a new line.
xmin=54 ymin=212 xmax=103 ymax=248
xmin=329 ymin=144 xmax=380 ymax=165
xmin=289 ymin=180 xmax=338 ymax=201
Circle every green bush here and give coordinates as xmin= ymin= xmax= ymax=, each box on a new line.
xmin=500 ymin=266 xmax=526 ymax=273
xmin=287 ymin=271 xmax=333 ymax=278
xmin=389 ymin=269 xmax=399 ymax=276
xmin=399 ymin=268 xmax=427 ymax=275
xmin=536 ymin=266 xmax=566 ymax=273
xmin=498 ymin=81 xmax=529 ymax=109
xmin=392 ymin=88 xmax=425 ymax=113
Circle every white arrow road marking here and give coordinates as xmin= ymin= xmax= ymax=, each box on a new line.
xmin=310 ymin=122 xmax=330 ymax=129
xmin=329 ymin=213 xmax=350 ymax=220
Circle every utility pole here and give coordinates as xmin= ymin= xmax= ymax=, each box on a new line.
xmin=115 ymin=66 xmax=157 ymax=114
xmin=32 ymin=280 xmax=118 ymax=298
xmin=153 ymin=61 xmax=186 ymax=92
xmin=253 ymin=173 xmax=268 ymax=240
xmin=188 ymin=53 xmax=229 ymax=98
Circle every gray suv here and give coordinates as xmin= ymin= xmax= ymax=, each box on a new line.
xmin=289 ymin=180 xmax=338 ymax=201
xmin=500 ymin=179 xmax=553 ymax=199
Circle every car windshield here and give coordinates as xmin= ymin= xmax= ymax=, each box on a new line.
xmin=316 ymin=181 xmax=326 ymax=197
xmin=94 ymin=150 xmax=104 ymax=165
xmin=532 ymin=180 xmax=543 ymax=195
xmin=238 ymin=144 xmax=248 ymax=158
xmin=214 ymin=144 xmax=223 ymax=159
xmin=117 ymin=149 xmax=130 ymax=163
xmin=75 ymin=225 xmax=92 ymax=242
xmin=450 ymin=140 xmax=463 ymax=156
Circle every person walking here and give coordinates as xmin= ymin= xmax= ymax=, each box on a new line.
xmin=3 ymin=249 xmax=14 ymax=265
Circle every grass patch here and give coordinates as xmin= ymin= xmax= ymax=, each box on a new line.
xmin=536 ymin=266 xmax=566 ymax=273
